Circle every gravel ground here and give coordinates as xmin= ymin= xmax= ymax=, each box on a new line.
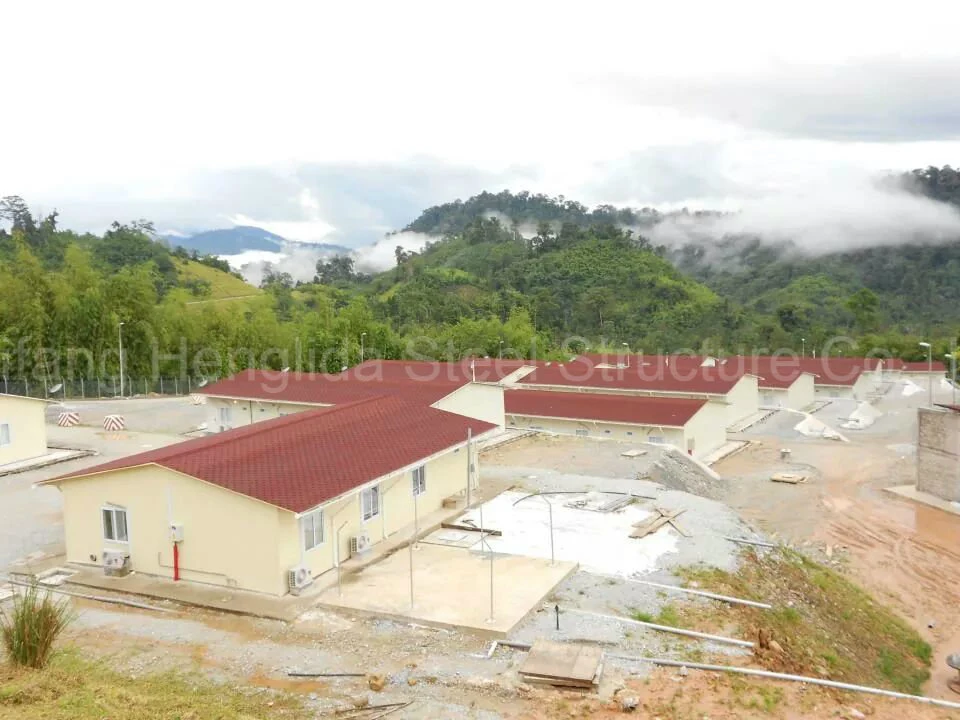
xmin=45 ymin=396 xmax=208 ymax=435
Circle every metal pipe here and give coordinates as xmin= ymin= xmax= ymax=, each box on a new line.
xmin=611 ymin=654 xmax=960 ymax=711
xmin=620 ymin=578 xmax=772 ymax=610
xmin=568 ymin=609 xmax=753 ymax=648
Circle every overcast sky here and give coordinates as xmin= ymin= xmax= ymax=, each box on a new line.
xmin=5 ymin=1 xmax=960 ymax=246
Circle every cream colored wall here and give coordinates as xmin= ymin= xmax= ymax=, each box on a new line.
xmin=724 ymin=376 xmax=759 ymax=426
xmin=0 ymin=396 xmax=47 ymax=465
xmin=56 ymin=465 xmax=291 ymax=595
xmin=205 ymin=397 xmax=322 ymax=431
xmin=432 ymin=383 xmax=505 ymax=429
xmin=815 ymin=384 xmax=855 ymax=400
xmin=786 ymin=374 xmax=816 ymax=410
xmin=681 ymin=403 xmax=728 ymax=458
xmin=293 ymin=445 xmax=471 ymax=582
xmin=507 ymin=414 xmax=686 ymax=449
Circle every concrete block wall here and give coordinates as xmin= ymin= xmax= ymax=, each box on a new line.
xmin=917 ymin=408 xmax=960 ymax=502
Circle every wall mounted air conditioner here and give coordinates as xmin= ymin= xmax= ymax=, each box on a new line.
xmin=287 ymin=565 xmax=313 ymax=595
xmin=102 ymin=550 xmax=131 ymax=577
xmin=350 ymin=531 xmax=372 ymax=555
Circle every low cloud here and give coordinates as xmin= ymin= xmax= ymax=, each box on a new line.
xmin=649 ymin=174 xmax=960 ymax=254
xmin=353 ymin=232 xmax=435 ymax=274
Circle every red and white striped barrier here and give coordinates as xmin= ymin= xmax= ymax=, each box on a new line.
xmin=103 ymin=415 xmax=126 ymax=431
xmin=57 ymin=412 xmax=80 ymax=427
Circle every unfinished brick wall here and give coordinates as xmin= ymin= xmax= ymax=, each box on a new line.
xmin=917 ymin=408 xmax=960 ymax=502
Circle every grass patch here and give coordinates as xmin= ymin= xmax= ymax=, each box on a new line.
xmin=678 ymin=549 xmax=932 ymax=695
xmin=175 ymin=259 xmax=261 ymax=300
xmin=631 ymin=604 xmax=681 ymax=627
xmin=0 ymin=586 xmax=73 ymax=669
xmin=0 ymin=648 xmax=309 ymax=719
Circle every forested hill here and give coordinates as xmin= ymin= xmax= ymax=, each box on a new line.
xmin=399 ymin=168 xmax=960 ymax=341
xmin=404 ymin=190 xmax=666 ymax=235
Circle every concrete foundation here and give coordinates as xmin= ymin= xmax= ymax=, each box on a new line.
xmin=917 ymin=408 xmax=960 ymax=502
xmin=317 ymin=543 xmax=576 ymax=636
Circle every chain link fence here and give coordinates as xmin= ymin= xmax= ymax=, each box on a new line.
xmin=0 ymin=376 xmax=218 ymax=400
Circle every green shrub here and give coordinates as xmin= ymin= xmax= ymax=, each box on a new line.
xmin=0 ymin=584 xmax=73 ymax=669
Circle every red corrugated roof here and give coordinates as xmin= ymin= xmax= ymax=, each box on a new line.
xmin=200 ymin=369 xmax=462 ymax=406
xmin=520 ymin=358 xmax=743 ymax=394
xmin=891 ymin=360 xmax=947 ymax=372
xmin=201 ymin=360 xmax=530 ymax=406
xmin=505 ymin=389 xmax=707 ymax=427
xmin=48 ymin=397 xmax=496 ymax=513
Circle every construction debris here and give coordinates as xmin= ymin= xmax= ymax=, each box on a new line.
xmin=771 ymin=472 xmax=807 ymax=484
xmin=620 ymin=449 xmax=647 ymax=458
xmin=518 ymin=640 xmax=604 ymax=689
xmin=629 ymin=508 xmax=686 ymax=539
xmin=439 ymin=522 xmax=502 ymax=536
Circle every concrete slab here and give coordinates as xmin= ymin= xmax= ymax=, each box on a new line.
xmin=316 ymin=543 xmax=576 ymax=636
xmin=886 ymin=485 xmax=960 ymax=517
xmin=0 ymin=448 xmax=93 ymax=477
xmin=65 ymin=567 xmax=309 ymax=621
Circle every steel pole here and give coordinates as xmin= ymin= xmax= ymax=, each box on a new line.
xmin=118 ymin=322 xmax=124 ymax=398
xmin=928 ymin=346 xmax=933 ymax=407
xmin=548 ymin=499 xmax=555 ymax=566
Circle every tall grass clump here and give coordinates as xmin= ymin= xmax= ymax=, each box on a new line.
xmin=0 ymin=583 xmax=73 ymax=668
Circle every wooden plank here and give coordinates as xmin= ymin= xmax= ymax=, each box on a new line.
xmin=519 ymin=641 xmax=602 ymax=685
xmin=440 ymin=522 xmax=503 ymax=536
xmin=630 ymin=508 xmax=685 ymax=539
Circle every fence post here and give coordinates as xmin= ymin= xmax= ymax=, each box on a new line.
xmin=160 ymin=377 xmax=164 ymax=394
xmin=25 ymin=379 xmax=29 ymax=397
xmin=144 ymin=378 xmax=147 ymax=396
xmin=113 ymin=376 xmax=117 ymax=397
xmin=175 ymin=377 xmax=179 ymax=395
xmin=97 ymin=377 xmax=101 ymax=399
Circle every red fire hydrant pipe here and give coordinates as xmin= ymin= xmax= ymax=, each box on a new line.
xmin=173 ymin=542 xmax=180 ymax=581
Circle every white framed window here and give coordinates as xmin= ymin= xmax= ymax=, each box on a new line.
xmin=0 ymin=423 xmax=10 ymax=447
xmin=412 ymin=466 xmax=426 ymax=497
xmin=361 ymin=485 xmax=380 ymax=521
xmin=648 ymin=435 xmax=664 ymax=444
xmin=217 ymin=406 xmax=232 ymax=426
xmin=301 ymin=508 xmax=324 ymax=551
xmin=101 ymin=506 xmax=129 ymax=543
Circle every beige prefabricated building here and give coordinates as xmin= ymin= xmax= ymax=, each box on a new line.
xmin=0 ymin=394 xmax=49 ymax=467
xmin=504 ymin=390 xmax=727 ymax=459
xmin=46 ymin=397 xmax=496 ymax=597
xmin=202 ymin=373 xmax=507 ymax=431
xmin=758 ymin=373 xmax=816 ymax=411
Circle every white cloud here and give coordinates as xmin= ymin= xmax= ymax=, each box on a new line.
xmin=4 ymin=1 xmax=960 ymax=239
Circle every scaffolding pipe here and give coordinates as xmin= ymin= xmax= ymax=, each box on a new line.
xmin=611 ymin=654 xmax=960 ymax=711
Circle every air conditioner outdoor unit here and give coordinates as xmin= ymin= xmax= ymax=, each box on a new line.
xmin=287 ymin=565 xmax=313 ymax=595
xmin=102 ymin=550 xmax=131 ymax=577
xmin=350 ymin=532 xmax=372 ymax=556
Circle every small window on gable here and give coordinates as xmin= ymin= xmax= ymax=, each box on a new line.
xmin=361 ymin=485 xmax=380 ymax=521
xmin=412 ymin=466 xmax=426 ymax=497
xmin=301 ymin=509 xmax=323 ymax=551
xmin=102 ymin=506 xmax=128 ymax=542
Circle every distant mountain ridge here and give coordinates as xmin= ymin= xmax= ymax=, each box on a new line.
xmin=163 ymin=225 xmax=350 ymax=256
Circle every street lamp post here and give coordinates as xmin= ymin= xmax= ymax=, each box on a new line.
xmin=947 ymin=353 xmax=957 ymax=406
xmin=801 ymin=337 xmax=806 ymax=358
xmin=919 ymin=342 xmax=932 ymax=406
xmin=360 ymin=332 xmax=366 ymax=363
xmin=498 ymin=340 xmax=503 ymax=360
xmin=118 ymin=321 xmax=125 ymax=398
xmin=622 ymin=342 xmax=629 ymax=368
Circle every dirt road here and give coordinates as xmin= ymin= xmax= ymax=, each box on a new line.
xmin=716 ymin=407 xmax=960 ymax=701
